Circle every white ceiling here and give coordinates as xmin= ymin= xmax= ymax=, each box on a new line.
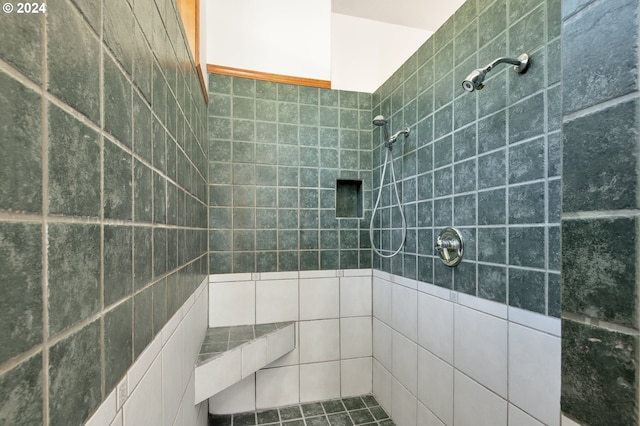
xmin=331 ymin=0 xmax=467 ymax=31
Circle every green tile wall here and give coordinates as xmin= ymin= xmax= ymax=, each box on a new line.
xmin=561 ymin=0 xmax=640 ymax=424
xmin=371 ymin=0 xmax=561 ymax=317
xmin=0 ymin=0 xmax=208 ymax=423
xmin=208 ymin=77 xmax=373 ymax=273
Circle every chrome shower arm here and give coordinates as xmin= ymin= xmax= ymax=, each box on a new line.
xmin=485 ymin=55 xmax=529 ymax=73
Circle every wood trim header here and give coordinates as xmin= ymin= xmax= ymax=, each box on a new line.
xmin=207 ymin=64 xmax=331 ymax=89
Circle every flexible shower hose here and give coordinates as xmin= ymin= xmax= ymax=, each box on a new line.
xmin=369 ymin=146 xmax=407 ymax=258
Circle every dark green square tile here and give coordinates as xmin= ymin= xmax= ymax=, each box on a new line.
xmin=562 ymin=217 xmax=637 ymax=326
xmin=104 ymin=53 xmax=132 ymax=147
xmin=104 ymin=0 xmax=134 ymax=74
xmin=478 ymin=264 xmax=506 ymax=304
xmin=134 ymin=226 xmax=152 ymax=290
xmin=0 ymin=353 xmax=42 ymax=425
xmin=48 ymin=103 xmax=100 ymax=217
xmin=134 ymin=160 xmax=153 ymax=222
xmin=301 ymin=402 xmax=325 ymax=417
xmin=562 ymin=320 xmax=637 ymax=426
xmin=0 ymin=8 xmax=41 ymax=83
xmin=234 ymin=78 xmax=256 ymax=97
xmin=104 ymin=225 xmax=133 ymax=306
xmin=279 ymin=405 xmax=302 ymax=420
xmin=508 ymin=182 xmax=545 ymax=224
xmin=508 ymin=92 xmax=544 ymax=144
xmin=563 ymin=100 xmax=639 ymax=212
xmin=327 ymin=412 xmax=353 ymax=426
xmin=104 ymin=298 xmax=132 ymax=393
xmin=0 ymin=72 xmax=42 ymax=213
xmin=508 ymin=267 xmax=545 ymax=314
xmin=0 ymin=223 xmax=42 ymax=364
xmin=134 ymin=286 xmax=153 ymax=358
xmin=234 ymin=97 xmax=255 ymax=120
xmin=48 ymin=321 xmax=100 ymax=426
xmin=562 ymin=0 xmax=638 ymax=114
xmin=47 ymin=0 xmax=100 ymax=123
xmin=508 ymin=226 xmax=545 ymax=268
xmin=103 ymin=139 xmax=132 ymax=220
xmin=256 ymin=80 xmax=276 ymax=99
xmin=133 ymin=94 xmax=152 ymax=162
xmin=153 ymin=228 xmax=167 ymax=278
xmin=48 ymin=223 xmax=100 ymax=336
xmin=152 ymin=278 xmax=167 ymax=335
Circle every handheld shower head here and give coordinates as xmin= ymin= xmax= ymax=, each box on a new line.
xmin=462 ymin=53 xmax=530 ymax=93
xmin=372 ymin=115 xmax=388 ymax=126
xmin=373 ymin=115 xmax=390 ymax=143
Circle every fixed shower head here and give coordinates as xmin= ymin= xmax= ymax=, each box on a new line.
xmin=372 ymin=115 xmax=388 ymax=126
xmin=462 ymin=69 xmax=487 ymax=92
xmin=462 ymin=53 xmax=530 ymax=93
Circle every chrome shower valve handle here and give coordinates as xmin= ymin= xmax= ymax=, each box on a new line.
xmin=435 ymin=227 xmax=464 ymax=267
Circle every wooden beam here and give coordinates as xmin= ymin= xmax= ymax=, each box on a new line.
xmin=207 ymin=64 xmax=331 ymax=89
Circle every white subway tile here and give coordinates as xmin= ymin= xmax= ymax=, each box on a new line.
xmin=181 ymin=372 xmax=198 ymax=426
xmin=259 ymin=271 xmax=299 ymax=280
xmin=373 ymin=269 xmax=391 ymax=280
xmin=509 ymin=404 xmax=546 ymax=426
xmin=123 ymin=356 xmax=162 ymax=426
xmin=454 ymin=304 xmax=508 ymax=398
xmin=209 ymin=281 xmax=256 ymax=327
xmin=392 ymin=283 xmax=418 ymax=342
xmin=266 ymin=324 xmax=299 ymax=368
xmin=208 ymin=374 xmax=256 ymax=415
xmin=209 ymin=273 xmax=253 ymax=283
xmin=392 ymin=331 xmax=418 ymax=397
xmin=256 ymin=279 xmax=298 ymax=323
xmin=242 ymin=339 xmax=268 ymax=379
xmin=343 ymin=268 xmax=373 ymax=277
xmin=392 ymin=378 xmax=418 ymax=426
xmin=299 ymin=319 xmax=340 ymax=363
xmin=341 ymin=317 xmax=372 ymax=359
xmin=162 ymin=325 xmax=185 ymax=426
xmin=299 ymin=277 xmax=340 ymax=320
xmin=391 ymin=273 xmax=418 ymax=290
xmin=340 ymin=357 xmax=372 ymax=397
xmin=454 ymin=371 xmax=507 ymax=426
xmin=299 ymin=361 xmax=341 ymax=402
xmin=256 ymin=365 xmax=299 ymax=408
xmin=417 ymin=280 xmax=451 ymax=300
xmin=373 ymin=318 xmax=392 ymax=371
xmin=508 ymin=323 xmax=561 ymax=426
xmin=85 ymin=389 xmax=117 ymax=426
xmin=372 ymin=360 xmax=392 ymax=416
xmin=508 ymin=306 xmax=561 ymax=336
xmin=299 ymin=269 xmax=336 ymax=279
xmin=417 ymin=292 xmax=454 ymax=363
xmin=109 ymin=411 xmax=123 ymax=426
xmin=458 ymin=292 xmax=508 ymax=319
xmin=194 ymin=349 xmax=242 ymax=404
xmin=340 ymin=276 xmax=372 ymax=317
xmin=266 ymin=324 xmax=296 ymax=365
xmin=373 ymin=276 xmax=392 ymax=325
xmin=417 ymin=347 xmax=453 ymax=425
xmin=417 ymin=401 xmax=445 ymax=426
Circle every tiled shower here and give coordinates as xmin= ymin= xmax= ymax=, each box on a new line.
xmin=1 ymin=0 xmax=638 ymax=425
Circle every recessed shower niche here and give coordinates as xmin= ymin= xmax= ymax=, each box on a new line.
xmin=335 ymin=179 xmax=363 ymax=218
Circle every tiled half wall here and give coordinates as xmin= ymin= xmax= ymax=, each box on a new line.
xmin=372 ymin=270 xmax=561 ymax=426
xmin=207 ymin=269 xmax=374 ymax=413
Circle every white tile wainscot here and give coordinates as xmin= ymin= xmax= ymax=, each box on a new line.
xmin=372 ymin=270 xmax=561 ymax=426
xmin=84 ymin=278 xmax=209 ymax=426
xmin=207 ymin=269 xmax=374 ymax=414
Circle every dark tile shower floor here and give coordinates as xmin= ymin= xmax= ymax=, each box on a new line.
xmin=209 ymin=394 xmax=395 ymax=426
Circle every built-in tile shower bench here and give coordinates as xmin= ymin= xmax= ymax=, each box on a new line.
xmin=194 ymin=322 xmax=296 ymax=404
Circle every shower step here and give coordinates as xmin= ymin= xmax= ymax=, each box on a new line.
xmin=194 ymin=322 xmax=296 ymax=404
